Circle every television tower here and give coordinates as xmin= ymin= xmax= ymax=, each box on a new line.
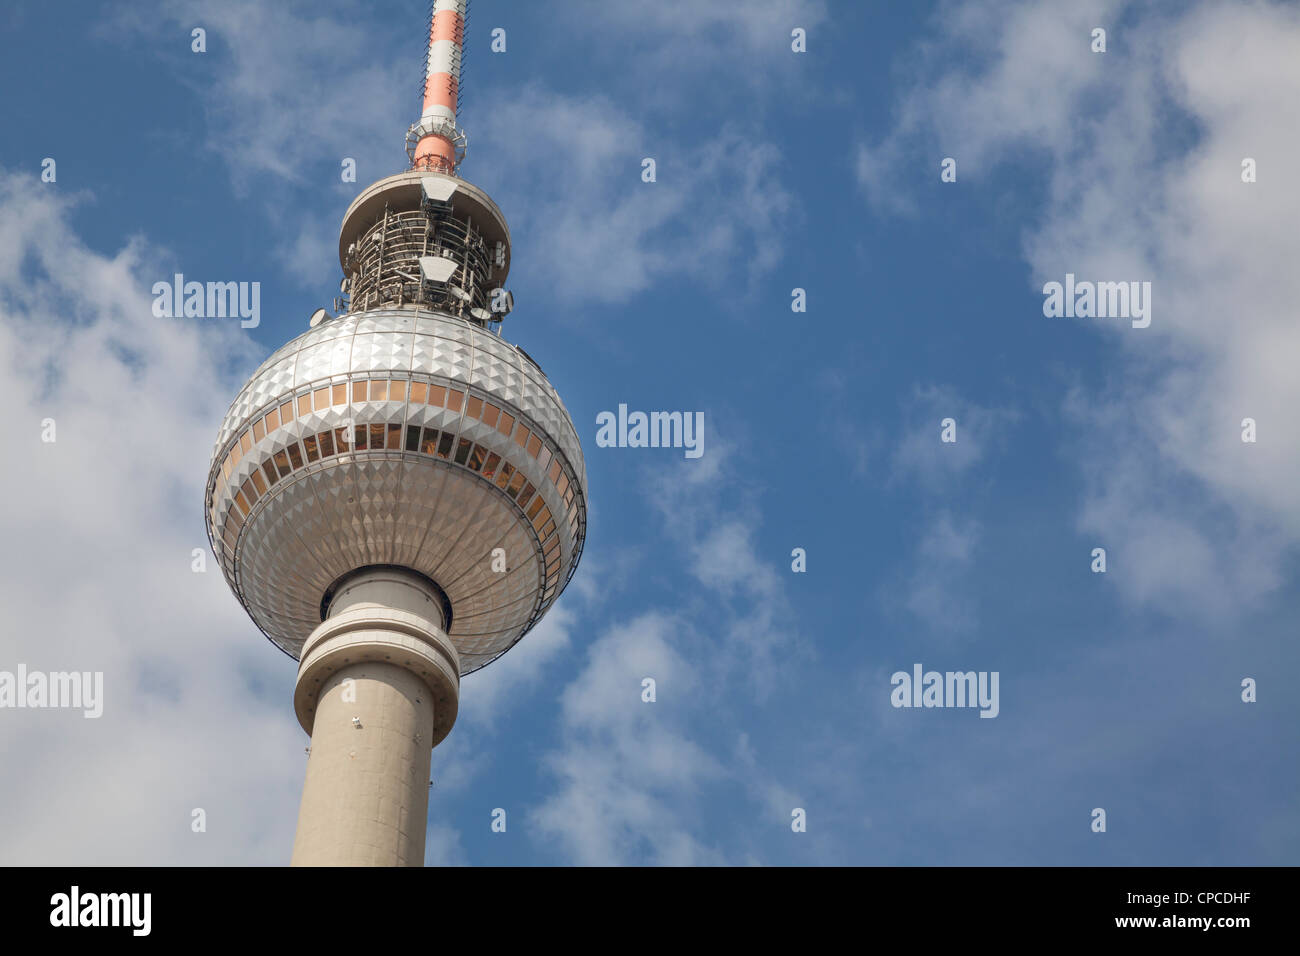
xmin=204 ymin=0 xmax=587 ymax=866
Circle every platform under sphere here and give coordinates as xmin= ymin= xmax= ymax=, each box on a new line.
xmin=205 ymin=308 xmax=588 ymax=674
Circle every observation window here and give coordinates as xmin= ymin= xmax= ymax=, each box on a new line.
xmin=532 ymin=506 xmax=552 ymax=532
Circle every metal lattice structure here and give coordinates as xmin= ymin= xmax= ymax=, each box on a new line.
xmin=343 ymin=200 xmax=497 ymax=321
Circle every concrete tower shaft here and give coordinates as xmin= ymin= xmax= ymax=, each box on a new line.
xmin=291 ymin=567 xmax=458 ymax=866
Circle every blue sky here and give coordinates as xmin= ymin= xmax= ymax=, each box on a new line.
xmin=0 ymin=0 xmax=1296 ymax=865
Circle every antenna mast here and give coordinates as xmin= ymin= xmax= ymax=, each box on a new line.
xmin=408 ymin=0 xmax=469 ymax=174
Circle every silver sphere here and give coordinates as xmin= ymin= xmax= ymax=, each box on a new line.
xmin=205 ymin=308 xmax=587 ymax=674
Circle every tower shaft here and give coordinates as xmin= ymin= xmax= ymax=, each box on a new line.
xmin=292 ymin=662 xmax=435 ymax=865
xmin=290 ymin=568 xmax=460 ymax=867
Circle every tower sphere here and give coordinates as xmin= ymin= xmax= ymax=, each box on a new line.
xmin=205 ymin=171 xmax=587 ymax=679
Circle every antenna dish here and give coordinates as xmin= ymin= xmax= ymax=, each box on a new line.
xmin=421 ymin=177 xmax=458 ymax=204
xmin=469 ymin=307 xmax=493 ymax=324
xmin=308 ymin=308 xmax=329 ymax=328
xmin=419 ymin=256 xmax=458 ymax=284
xmin=449 ymin=284 xmax=471 ymax=302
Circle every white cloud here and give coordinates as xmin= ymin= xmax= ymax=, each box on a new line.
xmin=108 ymin=0 xmax=405 ymax=188
xmin=860 ymin=0 xmax=1300 ymax=616
xmin=903 ymin=511 xmax=982 ymax=637
xmin=559 ymin=0 xmax=828 ymax=113
xmin=890 ymin=384 xmax=1019 ymax=489
xmin=459 ymin=600 xmax=576 ymax=729
xmin=530 ymin=440 xmax=804 ymax=864
xmin=473 ymin=86 xmax=793 ymax=308
xmin=530 ymin=613 xmax=727 ymax=866
xmin=0 ymin=171 xmax=303 ymax=864
xmin=423 ymin=823 xmax=468 ymax=867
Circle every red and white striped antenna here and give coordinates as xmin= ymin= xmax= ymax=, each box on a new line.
xmin=407 ymin=0 xmax=469 ymax=174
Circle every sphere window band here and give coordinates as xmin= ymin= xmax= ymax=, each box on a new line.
xmin=206 ymin=373 xmax=585 ymax=620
